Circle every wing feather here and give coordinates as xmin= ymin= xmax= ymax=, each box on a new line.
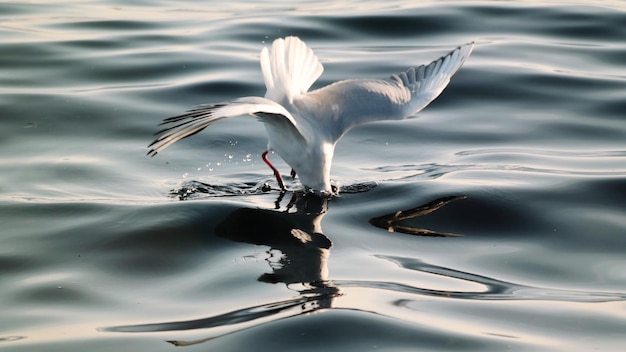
xmin=260 ymin=36 xmax=324 ymax=103
xmin=147 ymin=97 xmax=301 ymax=156
xmin=295 ymin=42 xmax=474 ymax=142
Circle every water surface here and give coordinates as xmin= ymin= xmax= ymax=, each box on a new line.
xmin=1 ymin=1 xmax=626 ymax=351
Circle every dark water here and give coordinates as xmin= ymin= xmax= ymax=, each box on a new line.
xmin=2 ymin=1 xmax=626 ymax=351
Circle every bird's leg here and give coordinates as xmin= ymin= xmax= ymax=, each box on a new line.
xmin=262 ymin=150 xmax=286 ymax=192
xmin=290 ymin=168 xmax=297 ymax=179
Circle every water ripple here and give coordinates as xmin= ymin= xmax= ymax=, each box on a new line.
xmin=370 ymin=151 xmax=626 ymax=181
xmin=336 ymin=255 xmax=626 ymax=303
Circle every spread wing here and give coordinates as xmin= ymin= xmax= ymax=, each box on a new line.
xmin=147 ymin=96 xmax=302 ymax=156
xmin=295 ymin=42 xmax=474 ymax=142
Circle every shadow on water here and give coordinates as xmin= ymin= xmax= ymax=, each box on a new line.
xmin=101 ymin=190 xmax=626 ymax=346
xmin=100 ymin=192 xmax=340 ymax=346
xmin=369 ymin=195 xmax=466 ymax=237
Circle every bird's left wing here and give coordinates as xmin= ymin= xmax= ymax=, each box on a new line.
xmin=296 ymin=42 xmax=473 ymax=142
xmin=147 ymin=96 xmax=301 ymax=156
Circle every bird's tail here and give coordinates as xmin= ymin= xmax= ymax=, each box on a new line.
xmin=260 ymin=36 xmax=324 ymax=103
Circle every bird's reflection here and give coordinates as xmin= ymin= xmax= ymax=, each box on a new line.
xmin=163 ymin=193 xmax=341 ymax=346
xmin=101 ymin=192 xmax=468 ymax=346
xmin=216 ymin=193 xmax=337 ymax=296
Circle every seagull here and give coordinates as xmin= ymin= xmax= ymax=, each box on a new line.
xmin=148 ymin=36 xmax=473 ymax=195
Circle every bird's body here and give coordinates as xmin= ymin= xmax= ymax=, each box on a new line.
xmin=148 ymin=36 xmax=473 ymax=195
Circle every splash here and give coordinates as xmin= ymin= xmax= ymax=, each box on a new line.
xmin=168 ymin=180 xmax=377 ymax=200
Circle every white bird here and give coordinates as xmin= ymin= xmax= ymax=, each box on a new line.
xmin=148 ymin=36 xmax=473 ymax=195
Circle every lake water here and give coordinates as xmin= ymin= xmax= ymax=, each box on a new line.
xmin=2 ymin=1 xmax=626 ymax=351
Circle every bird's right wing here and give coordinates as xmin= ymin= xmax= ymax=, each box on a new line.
xmin=147 ymin=96 xmax=302 ymax=156
xmin=297 ymin=43 xmax=474 ymax=142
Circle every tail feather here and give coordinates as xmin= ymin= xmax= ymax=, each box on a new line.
xmin=261 ymin=36 xmax=323 ymax=103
